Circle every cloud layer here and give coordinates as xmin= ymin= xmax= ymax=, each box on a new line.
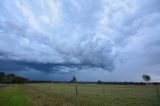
xmin=0 ymin=0 xmax=160 ymax=81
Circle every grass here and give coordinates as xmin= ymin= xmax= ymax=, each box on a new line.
xmin=0 ymin=84 xmax=33 ymax=106
xmin=0 ymin=84 xmax=160 ymax=106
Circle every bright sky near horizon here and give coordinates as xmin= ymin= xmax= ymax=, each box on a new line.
xmin=0 ymin=0 xmax=160 ymax=81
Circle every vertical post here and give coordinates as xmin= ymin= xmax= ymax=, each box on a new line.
xmin=49 ymin=80 xmax=51 ymax=96
xmin=72 ymin=70 xmax=78 ymax=96
xmin=155 ymin=86 xmax=160 ymax=101
xmin=102 ymin=84 xmax=105 ymax=96
xmin=75 ymin=83 xmax=78 ymax=96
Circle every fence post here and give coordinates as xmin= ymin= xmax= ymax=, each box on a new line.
xmin=75 ymin=83 xmax=78 ymax=96
xmin=102 ymin=85 xmax=105 ymax=96
xmin=155 ymin=86 xmax=160 ymax=101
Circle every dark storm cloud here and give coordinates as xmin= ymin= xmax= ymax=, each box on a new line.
xmin=0 ymin=0 xmax=160 ymax=81
xmin=0 ymin=19 xmax=115 ymax=72
xmin=0 ymin=59 xmax=113 ymax=74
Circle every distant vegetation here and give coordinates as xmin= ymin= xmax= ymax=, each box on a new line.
xmin=69 ymin=76 xmax=77 ymax=83
xmin=0 ymin=72 xmax=29 ymax=83
xmin=142 ymin=74 xmax=151 ymax=85
xmin=0 ymin=72 xmax=159 ymax=86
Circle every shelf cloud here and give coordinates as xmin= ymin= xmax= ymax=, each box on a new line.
xmin=0 ymin=0 xmax=160 ymax=81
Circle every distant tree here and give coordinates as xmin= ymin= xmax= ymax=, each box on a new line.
xmin=0 ymin=72 xmax=5 ymax=77
xmin=97 ymin=80 xmax=105 ymax=95
xmin=1 ymin=72 xmax=29 ymax=83
xmin=5 ymin=74 xmax=16 ymax=83
xmin=12 ymin=76 xmax=29 ymax=83
xmin=70 ymin=76 xmax=77 ymax=83
xmin=97 ymin=80 xmax=103 ymax=84
xmin=142 ymin=74 xmax=151 ymax=85
xmin=70 ymin=76 xmax=78 ymax=96
xmin=0 ymin=72 xmax=5 ymax=82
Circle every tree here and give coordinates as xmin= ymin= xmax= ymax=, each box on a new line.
xmin=0 ymin=72 xmax=29 ymax=83
xmin=70 ymin=76 xmax=77 ymax=83
xmin=5 ymin=74 xmax=16 ymax=83
xmin=70 ymin=76 xmax=78 ymax=96
xmin=142 ymin=74 xmax=151 ymax=85
xmin=97 ymin=80 xmax=105 ymax=95
xmin=97 ymin=80 xmax=103 ymax=84
xmin=0 ymin=72 xmax=5 ymax=82
xmin=12 ymin=76 xmax=29 ymax=83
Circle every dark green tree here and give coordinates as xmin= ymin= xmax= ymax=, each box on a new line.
xmin=70 ymin=76 xmax=77 ymax=83
xmin=1 ymin=72 xmax=29 ymax=83
xmin=0 ymin=72 xmax=5 ymax=82
xmin=70 ymin=76 xmax=78 ymax=96
xmin=5 ymin=74 xmax=15 ymax=83
xmin=142 ymin=74 xmax=151 ymax=85
xmin=97 ymin=80 xmax=103 ymax=84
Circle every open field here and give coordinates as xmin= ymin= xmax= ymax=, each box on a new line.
xmin=0 ymin=83 xmax=160 ymax=106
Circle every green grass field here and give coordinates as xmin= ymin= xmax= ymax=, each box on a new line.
xmin=0 ymin=84 xmax=160 ymax=106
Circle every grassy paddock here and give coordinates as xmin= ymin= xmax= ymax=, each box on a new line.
xmin=0 ymin=83 xmax=160 ymax=106
xmin=0 ymin=84 xmax=33 ymax=106
xmin=25 ymin=83 xmax=160 ymax=106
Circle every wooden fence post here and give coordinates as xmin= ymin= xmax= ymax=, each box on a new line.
xmin=155 ymin=86 xmax=160 ymax=101
xmin=75 ymin=83 xmax=78 ymax=96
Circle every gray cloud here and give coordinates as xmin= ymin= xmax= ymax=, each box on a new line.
xmin=0 ymin=0 xmax=160 ymax=81
xmin=0 ymin=20 xmax=115 ymax=73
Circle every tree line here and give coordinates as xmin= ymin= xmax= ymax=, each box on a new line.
xmin=0 ymin=72 xmax=29 ymax=84
xmin=1 ymin=72 xmax=158 ymax=85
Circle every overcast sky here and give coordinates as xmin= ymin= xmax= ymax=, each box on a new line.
xmin=0 ymin=0 xmax=160 ymax=82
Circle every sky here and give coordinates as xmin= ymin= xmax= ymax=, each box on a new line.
xmin=0 ymin=0 xmax=160 ymax=82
